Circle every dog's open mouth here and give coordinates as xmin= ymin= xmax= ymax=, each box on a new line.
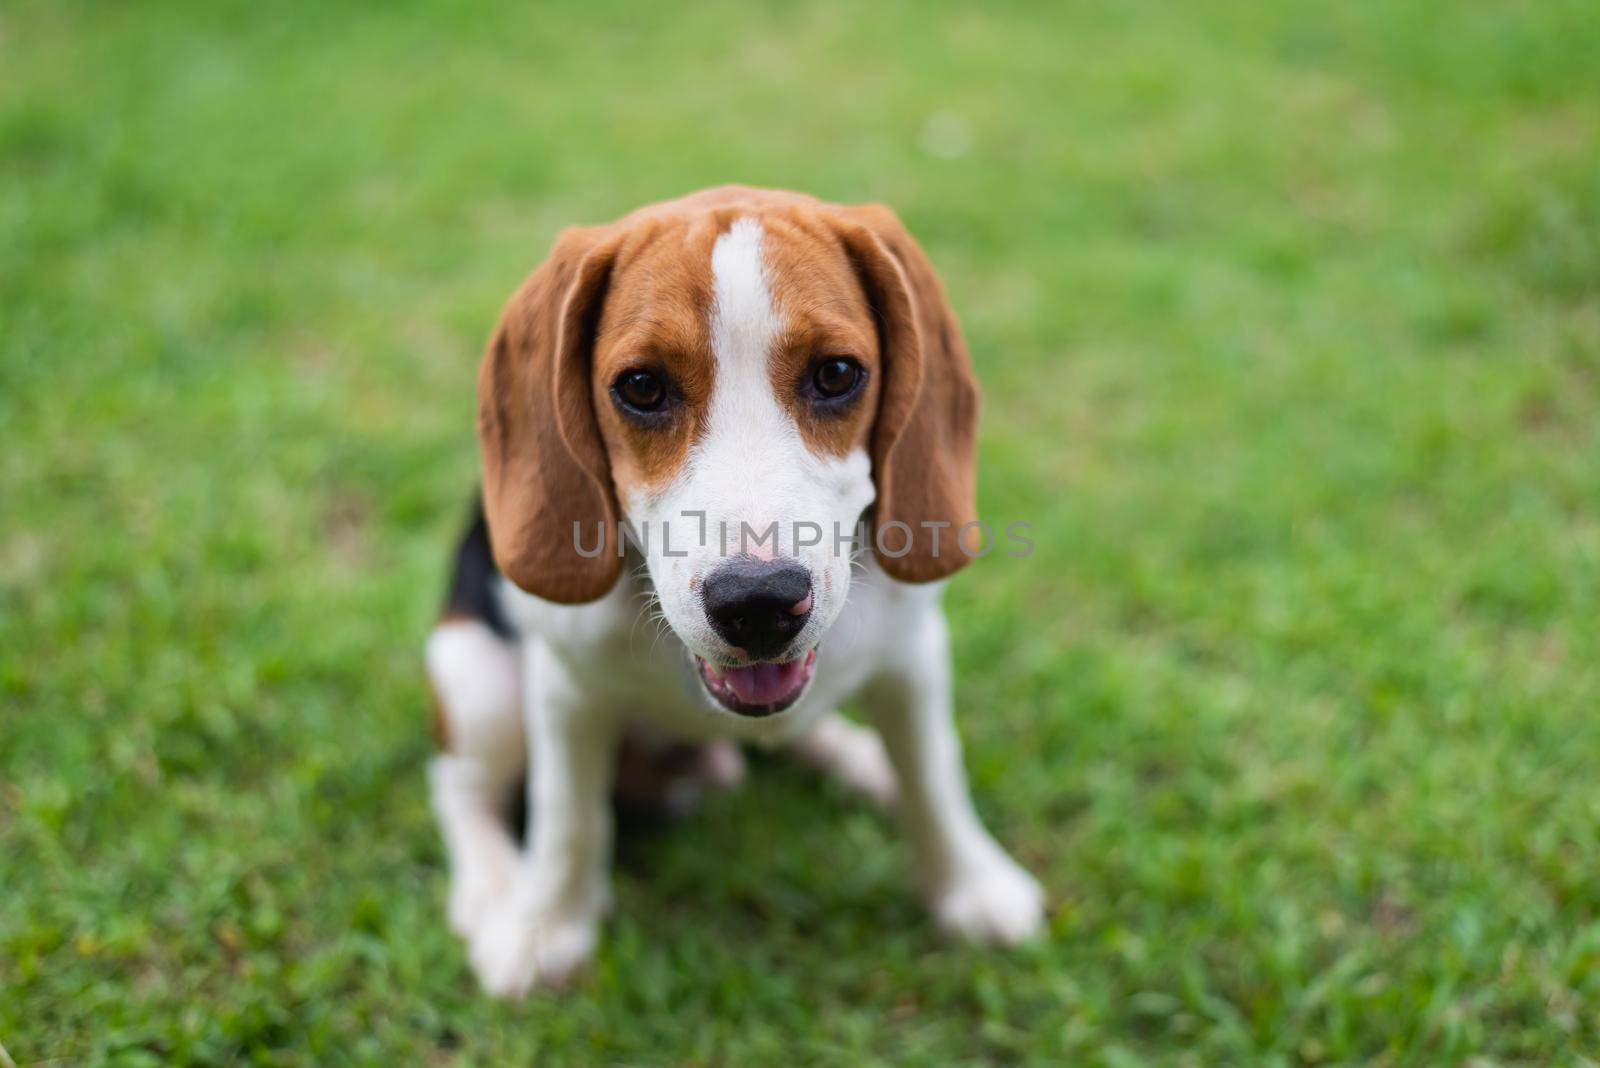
xmin=695 ymin=649 xmax=817 ymax=717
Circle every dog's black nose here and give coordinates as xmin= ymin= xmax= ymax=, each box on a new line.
xmin=701 ymin=556 xmax=812 ymax=660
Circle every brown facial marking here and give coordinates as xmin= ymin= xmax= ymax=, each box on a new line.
xmin=588 ymin=216 xmax=719 ymax=503
xmin=759 ymin=214 xmax=883 ymax=459
xmin=585 ymin=193 xmax=884 ymax=507
xmin=507 ymin=185 xmax=969 ymax=574
xmin=480 ymin=185 xmax=978 ymax=603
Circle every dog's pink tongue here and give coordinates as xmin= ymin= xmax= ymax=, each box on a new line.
xmin=723 ymin=660 xmax=804 ymax=705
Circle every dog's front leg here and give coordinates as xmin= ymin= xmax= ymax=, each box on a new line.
xmin=866 ymin=606 xmax=1045 ymax=945
xmin=470 ymin=640 xmax=617 ymax=998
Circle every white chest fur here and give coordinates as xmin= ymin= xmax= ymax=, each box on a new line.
xmin=434 ymin=553 xmax=1042 ymax=999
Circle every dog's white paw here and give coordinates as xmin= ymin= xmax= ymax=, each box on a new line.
xmin=828 ymin=729 xmax=899 ymax=809
xmin=468 ymin=901 xmax=599 ymax=999
xmin=926 ymin=849 xmax=1045 ymax=946
xmin=792 ymin=713 xmax=900 ymax=809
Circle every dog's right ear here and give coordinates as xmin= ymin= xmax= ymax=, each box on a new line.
xmin=477 ymin=225 xmax=624 ymax=604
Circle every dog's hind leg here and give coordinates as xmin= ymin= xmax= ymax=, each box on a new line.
xmin=614 ymin=730 xmax=746 ymax=819
xmin=787 ymin=711 xmax=899 ymax=809
xmin=426 ymin=499 xmax=526 ymax=940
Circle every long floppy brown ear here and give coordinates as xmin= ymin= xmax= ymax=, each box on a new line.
xmin=832 ymin=204 xmax=981 ymax=583
xmin=477 ymin=225 xmax=623 ymax=603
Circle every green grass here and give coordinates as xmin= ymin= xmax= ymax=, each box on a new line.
xmin=3 ymin=0 xmax=1599 ymax=1063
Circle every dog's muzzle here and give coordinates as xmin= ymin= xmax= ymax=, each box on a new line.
xmin=695 ymin=555 xmax=817 ymax=716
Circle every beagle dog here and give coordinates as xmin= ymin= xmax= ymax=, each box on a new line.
xmin=426 ymin=186 xmax=1043 ymax=997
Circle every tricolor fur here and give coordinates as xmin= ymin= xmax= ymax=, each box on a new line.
xmin=428 ymin=186 xmax=1043 ymax=997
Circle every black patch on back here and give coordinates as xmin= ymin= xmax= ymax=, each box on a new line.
xmin=442 ymin=492 xmax=514 ymax=639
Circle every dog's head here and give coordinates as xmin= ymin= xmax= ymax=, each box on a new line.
xmin=478 ymin=186 xmax=978 ymax=717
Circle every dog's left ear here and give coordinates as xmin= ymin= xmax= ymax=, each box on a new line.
xmin=477 ymin=224 xmax=624 ymax=603
xmin=830 ymin=203 xmax=981 ymax=583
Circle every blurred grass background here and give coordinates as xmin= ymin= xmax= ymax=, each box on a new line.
xmin=3 ymin=0 xmax=1599 ymax=1063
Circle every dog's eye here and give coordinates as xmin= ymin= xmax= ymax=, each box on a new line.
xmin=613 ymin=370 xmax=668 ymax=415
xmin=812 ymin=358 xmax=863 ymax=400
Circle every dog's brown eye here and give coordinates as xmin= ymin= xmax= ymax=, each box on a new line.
xmin=812 ymin=358 xmax=862 ymax=400
xmin=614 ymin=370 xmax=667 ymax=414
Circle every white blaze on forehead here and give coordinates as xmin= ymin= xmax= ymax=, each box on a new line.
xmin=697 ymin=217 xmax=806 ymax=544
xmin=710 ymin=217 xmax=782 ymax=355
xmin=708 ymin=216 xmax=787 ymax=428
